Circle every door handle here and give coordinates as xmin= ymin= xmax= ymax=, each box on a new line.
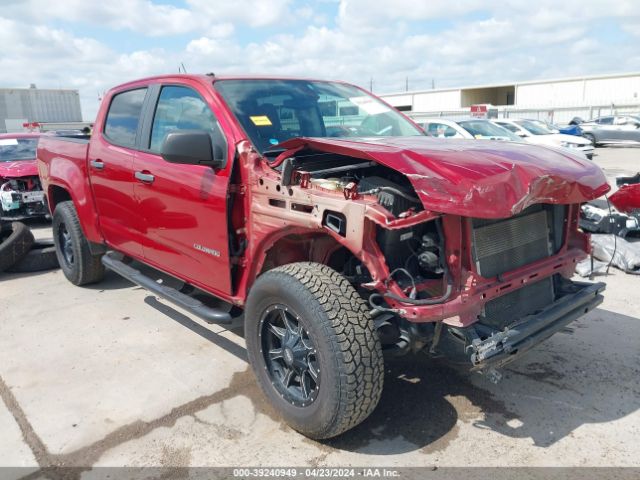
xmin=135 ymin=171 xmax=155 ymax=184
xmin=90 ymin=159 xmax=104 ymax=170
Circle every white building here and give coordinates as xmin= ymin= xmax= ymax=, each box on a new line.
xmin=0 ymin=85 xmax=83 ymax=133
xmin=379 ymin=72 xmax=640 ymax=123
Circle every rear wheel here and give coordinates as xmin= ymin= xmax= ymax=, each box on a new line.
xmin=245 ymin=262 xmax=384 ymax=439
xmin=52 ymin=201 xmax=105 ymax=285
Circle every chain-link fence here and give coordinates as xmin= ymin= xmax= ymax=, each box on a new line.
xmin=407 ymin=103 xmax=640 ymax=125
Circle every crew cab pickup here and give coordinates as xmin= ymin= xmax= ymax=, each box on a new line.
xmin=37 ymin=74 xmax=609 ymax=439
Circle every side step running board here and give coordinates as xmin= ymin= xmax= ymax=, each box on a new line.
xmin=102 ymin=254 xmax=233 ymax=324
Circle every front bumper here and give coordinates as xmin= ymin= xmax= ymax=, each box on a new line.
xmin=467 ymin=280 xmax=605 ymax=370
xmin=0 ymin=189 xmax=48 ymax=219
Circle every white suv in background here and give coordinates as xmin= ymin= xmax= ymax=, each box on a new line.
xmin=493 ymin=119 xmax=594 ymax=159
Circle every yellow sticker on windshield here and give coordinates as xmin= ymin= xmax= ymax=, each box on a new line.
xmin=250 ymin=115 xmax=273 ymax=126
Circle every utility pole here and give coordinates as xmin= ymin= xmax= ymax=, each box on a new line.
xmin=405 ymin=76 xmax=409 ymax=92
xmin=369 ymin=77 xmax=373 ymax=92
xmin=432 ymin=78 xmax=435 ymax=89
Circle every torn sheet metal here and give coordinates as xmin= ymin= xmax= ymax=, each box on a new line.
xmin=590 ymin=234 xmax=640 ymax=274
xmin=274 ymin=136 xmax=610 ymax=219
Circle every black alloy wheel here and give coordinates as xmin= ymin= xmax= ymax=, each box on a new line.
xmin=260 ymin=304 xmax=320 ymax=407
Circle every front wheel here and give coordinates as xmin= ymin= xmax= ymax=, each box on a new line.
xmin=245 ymin=262 xmax=384 ymax=439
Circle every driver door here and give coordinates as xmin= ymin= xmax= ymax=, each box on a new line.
xmin=133 ymin=83 xmax=233 ymax=296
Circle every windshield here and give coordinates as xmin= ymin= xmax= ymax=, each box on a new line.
xmin=458 ymin=120 xmax=521 ymax=141
xmin=530 ymin=119 xmax=560 ymax=132
xmin=0 ymin=138 xmax=38 ymax=162
xmin=515 ymin=120 xmax=554 ymax=135
xmin=214 ymin=79 xmax=424 ymax=153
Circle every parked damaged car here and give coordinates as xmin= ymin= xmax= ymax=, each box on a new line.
xmin=580 ymin=173 xmax=640 ymax=237
xmin=0 ymin=133 xmax=48 ymax=219
xmin=38 ymin=75 xmax=609 ymax=439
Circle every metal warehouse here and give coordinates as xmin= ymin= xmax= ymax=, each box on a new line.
xmin=380 ymin=72 xmax=640 ymax=123
xmin=0 ymin=85 xmax=83 ymax=133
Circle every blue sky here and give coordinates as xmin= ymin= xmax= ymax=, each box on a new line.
xmin=1 ymin=0 xmax=639 ymax=120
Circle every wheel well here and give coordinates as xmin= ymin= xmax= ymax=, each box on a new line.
xmin=260 ymin=233 xmax=343 ymax=275
xmin=48 ymin=185 xmax=72 ymax=212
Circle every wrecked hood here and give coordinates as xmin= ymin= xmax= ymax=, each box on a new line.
xmin=277 ymin=136 xmax=610 ymax=218
xmin=0 ymin=160 xmax=38 ymax=179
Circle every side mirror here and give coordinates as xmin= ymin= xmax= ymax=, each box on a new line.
xmin=161 ymin=130 xmax=226 ymax=168
xmin=516 ymin=131 xmax=528 ymax=137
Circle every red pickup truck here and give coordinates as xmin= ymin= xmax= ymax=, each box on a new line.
xmin=37 ymin=74 xmax=609 ymax=439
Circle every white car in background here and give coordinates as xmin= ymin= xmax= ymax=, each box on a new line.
xmin=419 ymin=118 xmax=522 ymax=141
xmin=493 ymin=119 xmax=594 ymax=159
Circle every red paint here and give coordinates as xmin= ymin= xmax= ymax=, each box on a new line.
xmin=274 ymin=136 xmax=609 ymax=218
xmin=37 ymin=74 xmax=609 ymax=327
xmin=609 ymin=184 xmax=640 ymax=214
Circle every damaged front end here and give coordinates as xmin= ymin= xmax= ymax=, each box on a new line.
xmin=235 ymin=136 xmax=609 ymax=373
xmin=0 ymin=176 xmax=48 ymax=220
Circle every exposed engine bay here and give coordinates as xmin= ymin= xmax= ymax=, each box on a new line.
xmin=0 ymin=176 xmax=48 ymax=219
xmin=276 ymin=151 xmax=447 ymax=298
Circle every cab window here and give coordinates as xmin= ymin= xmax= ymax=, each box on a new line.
xmin=149 ymin=86 xmax=220 ymax=153
xmin=103 ymin=88 xmax=147 ymax=148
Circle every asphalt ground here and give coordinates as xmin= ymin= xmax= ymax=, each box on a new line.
xmin=1 ymin=147 xmax=639 ymax=479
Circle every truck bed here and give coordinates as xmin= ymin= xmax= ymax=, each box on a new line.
xmin=37 ymin=134 xmax=90 ymax=165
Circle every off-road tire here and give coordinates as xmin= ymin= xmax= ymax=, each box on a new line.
xmin=53 ymin=201 xmax=104 ymax=285
xmin=0 ymin=222 xmax=34 ymax=272
xmin=245 ymin=262 xmax=384 ymax=439
xmin=7 ymin=239 xmax=59 ymax=273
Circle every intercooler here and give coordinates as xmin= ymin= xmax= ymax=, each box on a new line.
xmin=481 ymin=276 xmax=555 ymax=329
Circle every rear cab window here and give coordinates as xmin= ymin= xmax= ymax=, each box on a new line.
xmin=103 ymin=88 xmax=148 ymax=148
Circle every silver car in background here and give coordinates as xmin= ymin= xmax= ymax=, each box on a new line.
xmin=579 ymin=115 xmax=640 ymax=145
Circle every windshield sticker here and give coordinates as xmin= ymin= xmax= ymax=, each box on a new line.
xmin=348 ymin=96 xmax=390 ymax=115
xmin=269 ymin=138 xmax=279 ymax=145
xmin=250 ymin=115 xmax=273 ymax=126
xmin=0 ymin=139 xmax=19 ymax=146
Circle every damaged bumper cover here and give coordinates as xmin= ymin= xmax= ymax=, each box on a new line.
xmin=0 ymin=179 xmax=48 ymax=219
xmin=468 ymin=281 xmax=605 ymax=370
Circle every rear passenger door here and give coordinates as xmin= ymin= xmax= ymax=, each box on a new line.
xmin=133 ymin=84 xmax=233 ymax=296
xmin=89 ymin=87 xmax=147 ymax=258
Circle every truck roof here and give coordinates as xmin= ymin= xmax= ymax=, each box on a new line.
xmin=110 ymin=74 xmax=353 ymax=91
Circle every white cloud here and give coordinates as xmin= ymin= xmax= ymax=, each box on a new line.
xmin=1 ymin=0 xmax=640 ymax=121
